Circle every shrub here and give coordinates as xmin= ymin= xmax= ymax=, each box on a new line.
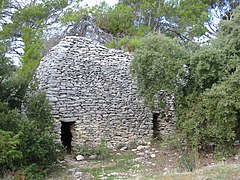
xmin=19 ymin=92 xmax=61 ymax=174
xmin=0 ymin=76 xmax=29 ymax=110
xmin=18 ymin=119 xmax=60 ymax=167
xmin=130 ymin=33 xmax=188 ymax=109
xmin=25 ymin=91 xmax=53 ymax=130
xmin=105 ymin=36 xmax=142 ymax=52
xmin=178 ymin=70 xmax=240 ymax=153
xmin=0 ymin=91 xmax=62 ymax=178
xmin=0 ymin=103 xmax=22 ymax=133
xmin=0 ymin=130 xmax=22 ymax=174
xmin=131 ymin=9 xmax=240 ymax=156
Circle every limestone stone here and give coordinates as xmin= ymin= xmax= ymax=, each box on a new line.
xmin=89 ymin=155 xmax=97 ymax=160
xmin=150 ymin=154 xmax=156 ymax=158
xmin=120 ymin=146 xmax=128 ymax=151
xmin=76 ymin=155 xmax=85 ymax=161
xmin=137 ymin=145 xmax=148 ymax=151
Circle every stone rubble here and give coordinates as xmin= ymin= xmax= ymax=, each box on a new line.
xmin=58 ymin=145 xmax=177 ymax=180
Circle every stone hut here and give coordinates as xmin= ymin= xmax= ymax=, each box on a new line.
xmin=35 ymin=36 xmax=176 ymax=151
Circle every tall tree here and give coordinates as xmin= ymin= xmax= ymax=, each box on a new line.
xmin=0 ymin=0 xmax=68 ymax=108
xmin=1 ymin=0 xmax=68 ymax=75
xmin=117 ymin=0 xmax=210 ymax=41
xmin=92 ymin=2 xmax=135 ymax=36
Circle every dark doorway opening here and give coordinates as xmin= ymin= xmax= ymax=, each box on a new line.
xmin=236 ymin=113 xmax=240 ymax=141
xmin=61 ymin=121 xmax=74 ymax=153
xmin=152 ymin=113 xmax=160 ymax=139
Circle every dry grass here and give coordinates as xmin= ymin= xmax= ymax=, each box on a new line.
xmin=46 ymin=144 xmax=240 ymax=180
xmin=141 ymin=163 xmax=240 ymax=180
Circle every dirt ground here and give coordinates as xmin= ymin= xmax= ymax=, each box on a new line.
xmin=47 ymin=143 xmax=240 ymax=180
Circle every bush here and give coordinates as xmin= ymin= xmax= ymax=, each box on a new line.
xmin=131 ymin=9 xmax=240 ymax=156
xmin=130 ymin=33 xmax=188 ymax=109
xmin=18 ymin=119 xmax=60 ymax=167
xmin=19 ymin=92 xmax=61 ymax=177
xmin=105 ymin=35 xmax=142 ymax=52
xmin=0 ymin=91 xmax=62 ymax=179
xmin=178 ymin=70 xmax=240 ymax=153
xmin=25 ymin=91 xmax=53 ymax=130
xmin=0 ymin=76 xmax=29 ymax=110
xmin=0 ymin=103 xmax=22 ymax=133
xmin=0 ymin=130 xmax=22 ymax=174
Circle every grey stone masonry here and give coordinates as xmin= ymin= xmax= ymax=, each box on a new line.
xmin=36 ymin=36 xmax=154 ymax=149
xmin=154 ymin=93 xmax=176 ymax=139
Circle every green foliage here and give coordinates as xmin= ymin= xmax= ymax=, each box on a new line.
xmin=0 ymin=103 xmax=21 ymax=132
xmin=0 ymin=76 xmax=29 ymax=109
xmin=0 ymin=91 xmax=62 ymax=178
xmin=76 ymin=139 xmax=110 ymax=160
xmin=118 ymin=0 xmax=239 ymax=41
xmin=22 ymin=163 xmax=48 ymax=179
xmin=130 ymin=33 xmax=188 ymax=108
xmin=60 ymin=5 xmax=89 ymax=24
xmin=0 ymin=1 xmax=69 ymax=178
xmin=18 ymin=119 xmax=59 ymax=167
xmin=94 ymin=139 xmax=110 ymax=160
xmin=0 ymin=0 xmax=4 ymax=9
xmin=187 ymin=46 xmax=228 ymax=93
xmin=0 ymin=42 xmax=15 ymax=78
xmin=1 ymin=0 xmax=68 ymax=81
xmin=59 ymin=0 xmax=234 ymax=42
xmin=178 ymin=145 xmax=198 ymax=172
xmin=19 ymin=92 xmax=60 ymax=166
xmin=179 ymin=69 xmax=240 ymax=151
xmin=92 ymin=2 xmax=135 ymax=36
xmin=173 ymin=0 xmax=209 ymax=38
xmin=0 ymin=42 xmax=18 ymax=108
xmin=105 ymin=35 xmax=142 ymax=52
xmin=19 ymin=27 xmax=43 ymax=77
xmin=118 ymin=0 xmax=211 ymax=41
xmin=26 ymin=91 xmax=53 ymax=130
xmin=0 ymin=130 xmax=22 ymax=174
xmin=131 ymin=7 xmax=240 ymax=155
xmin=215 ymin=7 xmax=240 ymax=57
xmin=177 ymin=8 xmax=240 ymax=153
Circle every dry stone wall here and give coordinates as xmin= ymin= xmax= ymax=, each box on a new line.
xmin=153 ymin=93 xmax=176 ymax=139
xmin=36 ymin=36 xmax=153 ymax=149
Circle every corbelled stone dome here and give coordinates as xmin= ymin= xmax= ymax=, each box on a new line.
xmin=36 ymin=36 xmax=153 ymax=149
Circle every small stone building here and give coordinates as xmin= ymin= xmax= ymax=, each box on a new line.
xmin=36 ymin=36 xmax=175 ymax=151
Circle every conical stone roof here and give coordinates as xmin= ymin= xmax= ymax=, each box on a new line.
xmin=36 ymin=36 xmax=153 ymax=148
